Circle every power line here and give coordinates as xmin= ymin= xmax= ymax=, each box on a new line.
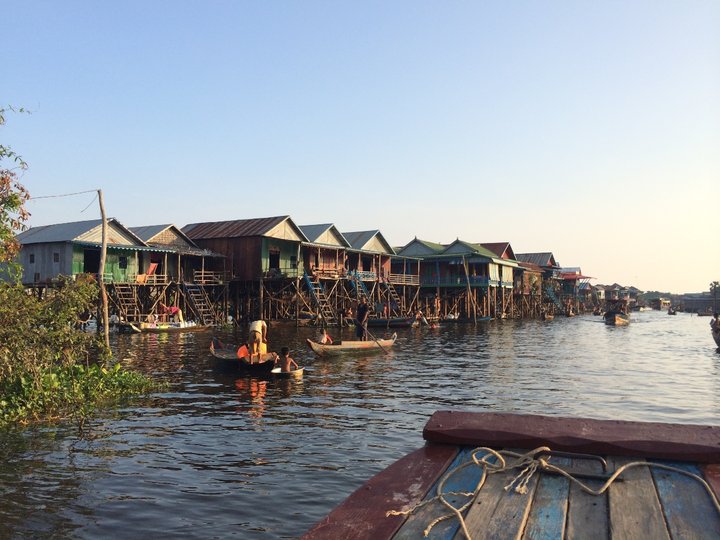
xmin=29 ymin=189 xmax=98 ymax=200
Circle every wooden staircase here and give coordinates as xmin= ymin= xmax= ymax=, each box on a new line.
xmin=304 ymin=273 xmax=338 ymax=326
xmin=383 ymin=281 xmax=403 ymax=315
xmin=544 ymin=285 xmax=564 ymax=311
xmin=110 ymin=283 xmax=141 ymax=322
xmin=183 ymin=283 xmax=216 ymax=325
xmin=347 ymin=271 xmax=371 ymax=303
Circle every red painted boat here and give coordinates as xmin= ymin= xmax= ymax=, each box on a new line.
xmin=303 ymin=411 xmax=720 ymax=539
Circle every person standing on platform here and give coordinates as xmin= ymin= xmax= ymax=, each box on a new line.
xmin=248 ymin=319 xmax=268 ymax=362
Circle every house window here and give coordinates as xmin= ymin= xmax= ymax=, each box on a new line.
xmin=290 ymin=255 xmax=297 ymax=269
xmin=53 ymin=253 xmax=59 ymax=263
xmin=29 ymin=254 xmax=35 ymax=264
xmin=119 ymin=256 xmax=128 ymax=269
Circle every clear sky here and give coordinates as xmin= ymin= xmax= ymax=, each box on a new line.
xmin=4 ymin=1 xmax=719 ymax=293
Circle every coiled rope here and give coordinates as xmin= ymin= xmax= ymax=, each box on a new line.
xmin=387 ymin=446 xmax=720 ymax=539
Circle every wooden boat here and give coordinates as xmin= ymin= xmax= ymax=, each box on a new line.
xmin=367 ymin=316 xmax=415 ymax=328
xmin=306 ymin=333 xmax=397 ymax=356
xmin=303 ymin=411 xmax=720 ymax=539
xmin=134 ymin=321 xmax=211 ymax=333
xmin=271 ymin=366 xmax=304 ymax=378
xmin=604 ymin=311 xmax=630 ymax=326
xmin=209 ymin=338 xmax=277 ymax=373
xmin=603 ymin=299 xmax=630 ymax=326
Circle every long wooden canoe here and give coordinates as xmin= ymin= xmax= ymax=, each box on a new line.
xmin=303 ymin=411 xmax=720 ymax=539
xmin=134 ymin=321 xmax=211 ymax=333
xmin=306 ymin=332 xmax=397 ymax=356
xmin=367 ymin=317 xmax=415 ymax=328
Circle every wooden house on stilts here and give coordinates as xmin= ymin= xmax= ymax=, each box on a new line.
xmin=13 ymin=218 xmax=225 ymax=326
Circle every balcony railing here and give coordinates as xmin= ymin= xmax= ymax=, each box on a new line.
xmin=193 ymin=270 xmax=229 ymax=284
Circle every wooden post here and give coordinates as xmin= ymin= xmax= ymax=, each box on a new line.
xmin=97 ymin=189 xmax=110 ymax=350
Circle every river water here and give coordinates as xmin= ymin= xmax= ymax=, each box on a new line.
xmin=1 ymin=310 xmax=718 ymax=538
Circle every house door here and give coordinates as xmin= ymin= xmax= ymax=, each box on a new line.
xmin=83 ymin=249 xmax=101 ymax=274
xmin=269 ymin=249 xmax=280 ymax=271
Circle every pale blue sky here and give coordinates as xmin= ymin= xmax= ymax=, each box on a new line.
xmin=4 ymin=1 xmax=719 ymax=293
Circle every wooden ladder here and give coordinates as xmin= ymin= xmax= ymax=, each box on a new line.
xmin=384 ymin=281 xmax=403 ymax=315
xmin=110 ymin=283 xmax=141 ymax=322
xmin=183 ymin=283 xmax=216 ymax=325
xmin=304 ymin=274 xmax=338 ymax=326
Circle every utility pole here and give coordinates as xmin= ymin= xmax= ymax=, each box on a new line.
xmin=98 ymin=189 xmax=110 ymax=350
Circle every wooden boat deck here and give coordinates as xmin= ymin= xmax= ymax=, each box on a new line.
xmin=303 ymin=411 xmax=720 ymax=539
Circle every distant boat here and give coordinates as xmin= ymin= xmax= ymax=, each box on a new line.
xmin=134 ymin=321 xmax=210 ymax=333
xmin=367 ymin=316 xmax=415 ymax=328
xmin=306 ymin=333 xmax=397 ymax=356
xmin=604 ymin=299 xmax=630 ymax=326
xmin=604 ymin=311 xmax=630 ymax=326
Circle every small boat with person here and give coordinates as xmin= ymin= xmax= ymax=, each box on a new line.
xmin=209 ymin=337 xmax=277 ymax=373
xmin=603 ymin=299 xmax=630 ymax=326
xmin=306 ymin=332 xmax=397 ymax=356
xmin=271 ymin=366 xmax=305 ymax=378
xmin=303 ymin=410 xmax=720 ymax=539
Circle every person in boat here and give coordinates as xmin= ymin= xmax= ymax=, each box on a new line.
xmin=276 ymin=347 xmax=298 ymax=373
xmin=318 ymin=328 xmax=333 ymax=344
xmin=159 ymin=302 xmax=184 ymax=323
xmin=355 ymin=297 xmax=370 ymax=341
xmin=248 ymin=319 xmax=268 ymax=360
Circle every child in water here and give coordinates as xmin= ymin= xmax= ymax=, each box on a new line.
xmin=277 ymin=347 xmax=299 ymax=373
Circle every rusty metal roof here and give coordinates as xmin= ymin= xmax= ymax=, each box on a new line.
xmin=182 ymin=216 xmax=296 ymax=240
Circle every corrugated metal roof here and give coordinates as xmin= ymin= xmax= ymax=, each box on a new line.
xmin=131 ymin=224 xmax=200 ymax=249
xmin=299 ymin=224 xmax=351 ymax=247
xmin=481 ymin=242 xmax=516 ymax=260
xmin=183 ymin=216 xmax=294 ymax=240
xmin=17 ymin=218 xmax=146 ymax=246
xmin=341 ymin=230 xmax=396 ymax=254
xmin=397 ymin=238 xmax=446 ymax=256
xmin=130 ymin=224 xmax=173 ymax=242
xmin=516 ymin=252 xmax=559 ymax=268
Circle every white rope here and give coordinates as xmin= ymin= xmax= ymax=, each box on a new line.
xmin=386 ymin=445 xmax=720 ymax=540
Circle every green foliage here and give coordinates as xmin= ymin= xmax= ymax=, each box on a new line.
xmin=0 ymin=363 xmax=158 ymax=427
xmin=0 ymin=275 xmax=161 ymax=428
xmin=0 ymin=106 xmax=31 ymax=268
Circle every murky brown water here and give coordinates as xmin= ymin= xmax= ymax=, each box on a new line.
xmin=1 ymin=310 xmax=718 ymax=538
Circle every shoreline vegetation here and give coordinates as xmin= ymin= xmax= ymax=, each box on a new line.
xmin=1 ymin=108 xmax=161 ymax=429
xmin=0 ymin=277 xmax=161 ymax=430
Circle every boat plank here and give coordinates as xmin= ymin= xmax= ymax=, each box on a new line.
xmin=423 ymin=411 xmax=720 ymax=463
xmin=393 ymin=447 xmax=486 ymax=540
xmin=565 ymin=456 xmax=608 ymax=540
xmin=651 ymin=460 xmax=720 ymax=539
xmin=606 ymin=456 xmax=669 ymax=540
xmin=705 ymin=464 xmax=720 ymax=499
xmin=458 ymin=451 xmax=539 ymax=540
xmin=521 ymin=457 xmax=571 ymax=540
xmin=302 ymin=444 xmax=457 ymax=540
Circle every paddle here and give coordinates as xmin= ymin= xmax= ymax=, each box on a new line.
xmin=365 ymin=327 xmax=390 ymax=355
